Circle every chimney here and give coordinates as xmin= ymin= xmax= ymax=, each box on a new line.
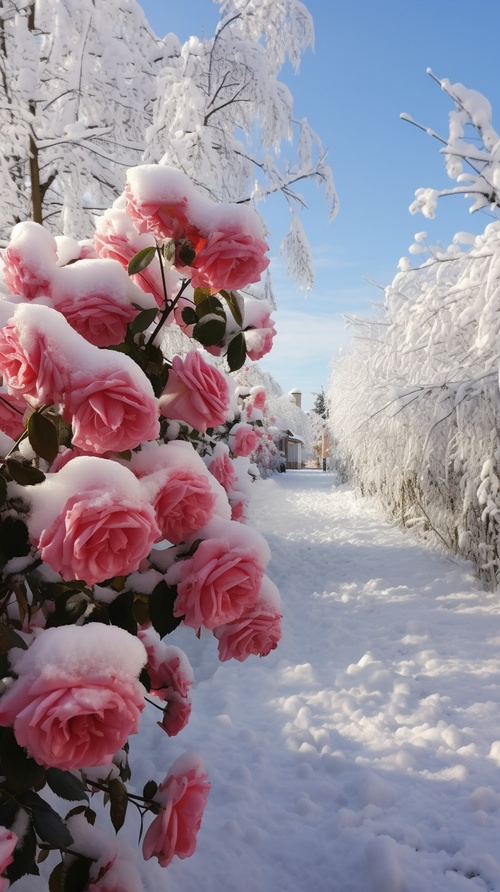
xmin=289 ymin=388 xmax=301 ymax=409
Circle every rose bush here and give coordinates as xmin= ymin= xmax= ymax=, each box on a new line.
xmin=0 ymin=163 xmax=278 ymax=889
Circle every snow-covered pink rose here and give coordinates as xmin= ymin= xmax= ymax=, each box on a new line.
xmin=0 ymin=826 xmax=17 ymax=889
xmin=167 ymin=516 xmax=270 ymax=630
xmin=2 ymin=221 xmax=58 ymax=300
xmin=159 ymin=351 xmax=230 ymax=433
xmin=125 ymin=166 xmax=205 ymax=244
xmin=248 ymin=385 xmax=266 ymax=412
xmin=190 ymin=225 xmax=270 ymax=293
xmin=0 ymin=303 xmax=69 ymax=407
xmin=0 ymin=624 xmax=146 ymax=770
xmin=206 ymin=443 xmax=236 ymax=494
xmin=242 ymin=297 xmax=276 ymax=361
xmin=25 ymin=457 xmax=160 ymax=585
xmin=0 ymin=390 xmax=26 ymax=440
xmin=228 ymin=422 xmax=260 ymax=457
xmin=157 ymin=693 xmax=192 ymax=737
xmin=214 ymin=575 xmax=282 ymax=662
xmin=131 ymin=441 xmax=230 ymax=542
xmin=51 ymin=258 xmax=155 ymax=347
xmin=138 ymin=627 xmax=193 ymax=700
xmin=67 ymin=813 xmax=144 ymax=892
xmin=65 ymin=360 xmax=159 ymax=454
xmin=95 ymin=201 xmax=181 ymax=309
xmin=142 ymin=753 xmax=210 ymax=867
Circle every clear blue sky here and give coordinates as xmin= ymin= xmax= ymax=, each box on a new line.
xmin=140 ymin=0 xmax=500 ymax=410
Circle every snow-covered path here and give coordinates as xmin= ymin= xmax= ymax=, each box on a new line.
xmin=158 ymin=470 xmax=500 ymax=892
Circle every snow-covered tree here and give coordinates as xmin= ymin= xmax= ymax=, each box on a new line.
xmin=145 ymin=0 xmax=337 ymax=292
xmin=329 ymin=76 xmax=500 ymax=588
xmin=0 ymin=0 xmax=158 ymax=241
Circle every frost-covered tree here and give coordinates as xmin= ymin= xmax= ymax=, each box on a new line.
xmin=329 ymin=76 xmax=500 ymax=588
xmin=0 ymin=0 xmax=158 ymax=241
xmin=145 ymin=0 xmax=337 ymax=292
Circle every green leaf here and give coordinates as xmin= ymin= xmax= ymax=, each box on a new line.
xmin=46 ymin=768 xmax=88 ymax=802
xmin=149 ymin=580 xmax=183 ymax=638
xmin=193 ymin=286 xmax=212 ymax=305
xmin=142 ymin=780 xmax=158 ymax=801
xmin=195 ymin=294 xmax=225 ymax=319
xmin=5 ymin=459 xmax=45 ymax=486
xmin=45 ymin=591 xmax=90 ymax=628
xmin=176 ymin=240 xmax=196 ymax=267
xmin=0 ymin=622 xmax=29 ymax=652
xmin=109 ymin=777 xmax=128 ymax=833
xmin=107 ymin=590 xmax=136 ymax=635
xmin=18 ymin=792 xmax=73 ymax=848
xmin=0 ymin=516 xmax=31 ymax=559
xmin=226 ymin=332 xmax=247 ymax=372
xmin=49 ymin=861 xmax=64 ymax=892
xmin=0 ymin=473 xmax=7 ymax=507
xmin=62 ymin=855 xmax=92 ymax=892
xmin=181 ymin=306 xmax=198 ymax=326
xmin=127 ymin=246 xmax=156 ymax=275
xmin=0 ymin=727 xmax=46 ymax=792
xmin=220 ymin=290 xmax=244 ymax=327
xmin=193 ymin=315 xmax=226 ymax=347
xmin=129 ymin=307 xmax=158 ymax=336
xmin=27 ymin=412 xmax=59 ymax=464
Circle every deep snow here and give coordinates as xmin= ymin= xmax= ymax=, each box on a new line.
xmin=16 ymin=469 xmax=500 ymax=891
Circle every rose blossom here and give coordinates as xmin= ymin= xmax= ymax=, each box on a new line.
xmin=26 ymin=457 xmax=160 ymax=585
xmin=152 ymin=469 xmax=217 ymax=544
xmin=0 ymin=826 xmax=17 ymax=890
xmin=206 ymin=444 xmax=236 ymax=493
xmin=167 ymin=517 xmax=270 ymax=630
xmin=2 ymin=221 xmax=58 ymax=300
xmin=0 ymin=319 xmax=68 ymax=408
xmin=157 ymin=692 xmax=192 ymax=737
xmin=94 ymin=202 xmax=182 ymax=308
xmin=65 ymin=366 xmax=159 ymax=454
xmin=228 ymin=422 xmax=260 ymax=458
xmin=125 ymin=166 xmax=204 ymax=243
xmin=213 ymin=575 xmax=282 ymax=662
xmin=159 ymin=351 xmax=230 ymax=433
xmin=229 ymin=492 xmax=247 ymax=523
xmin=142 ymin=753 xmax=211 ymax=867
xmin=0 ymin=624 xmax=147 ymax=770
xmin=50 ymin=259 xmax=151 ymax=348
xmin=0 ymin=390 xmax=26 ymax=440
xmin=190 ymin=228 xmax=270 ymax=294
xmin=138 ymin=628 xmax=193 ymax=700
xmin=66 ymin=816 xmax=144 ymax=892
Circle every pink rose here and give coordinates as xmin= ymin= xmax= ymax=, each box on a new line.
xmin=229 ymin=492 xmax=247 ymax=523
xmin=190 ymin=228 xmax=270 ymax=293
xmin=214 ymin=576 xmax=282 ymax=662
xmin=142 ymin=753 xmax=210 ymax=867
xmin=66 ymin=817 xmax=144 ymax=892
xmin=157 ymin=692 xmax=192 ymax=737
xmin=0 ymin=320 xmax=67 ymax=408
xmin=138 ymin=628 xmax=193 ymax=700
xmin=207 ymin=447 xmax=236 ymax=494
xmin=27 ymin=458 xmax=160 ymax=585
xmin=241 ymin=298 xmax=276 ymax=361
xmin=167 ymin=519 xmax=269 ymax=630
xmin=228 ymin=422 xmax=259 ymax=457
xmin=249 ymin=385 xmax=266 ymax=412
xmin=2 ymin=221 xmax=58 ymax=299
xmin=0 ymin=624 xmax=146 ymax=770
xmin=0 ymin=826 xmax=17 ymax=889
xmin=125 ymin=167 xmax=197 ymax=243
xmin=0 ymin=390 xmax=26 ymax=440
xmin=95 ymin=204 xmax=181 ymax=309
xmin=51 ymin=260 xmax=145 ymax=348
xmin=65 ymin=367 xmax=159 ymax=454
xmin=159 ymin=352 xmax=230 ymax=433
xmin=152 ymin=469 xmax=217 ymax=544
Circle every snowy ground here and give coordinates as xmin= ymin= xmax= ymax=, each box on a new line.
xmin=18 ymin=469 xmax=500 ymax=891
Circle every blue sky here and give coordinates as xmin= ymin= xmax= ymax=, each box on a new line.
xmin=140 ymin=0 xmax=500 ymax=410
